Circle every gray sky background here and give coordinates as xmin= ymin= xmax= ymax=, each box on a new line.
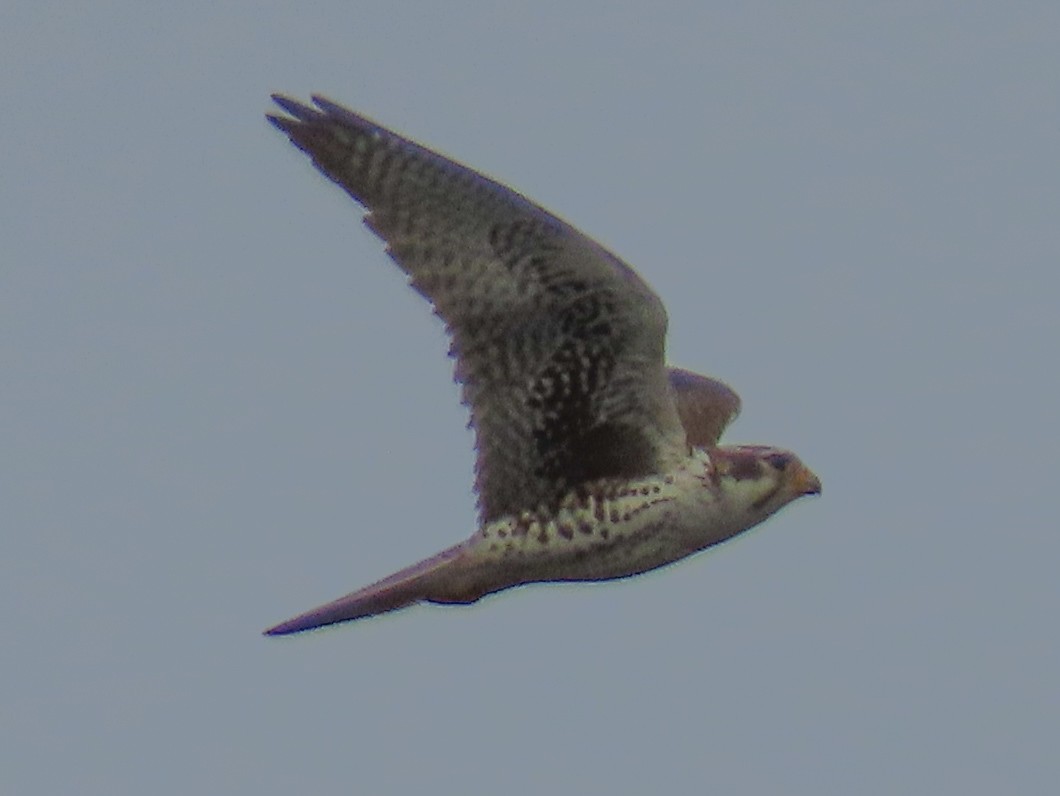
xmin=4 ymin=3 xmax=1058 ymax=794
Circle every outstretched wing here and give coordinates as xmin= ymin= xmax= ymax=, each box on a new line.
xmin=668 ymin=368 xmax=741 ymax=449
xmin=269 ymin=95 xmax=689 ymax=522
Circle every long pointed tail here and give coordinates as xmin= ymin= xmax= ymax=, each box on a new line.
xmin=264 ymin=542 xmax=469 ymax=635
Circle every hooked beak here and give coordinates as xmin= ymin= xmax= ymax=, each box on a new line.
xmin=792 ymin=464 xmax=822 ymax=497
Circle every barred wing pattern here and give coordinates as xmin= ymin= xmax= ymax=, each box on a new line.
xmin=269 ymin=96 xmax=694 ymax=522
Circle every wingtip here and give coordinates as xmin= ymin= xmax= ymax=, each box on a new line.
xmin=269 ymin=93 xmax=308 ymax=116
xmin=307 ymin=94 xmax=344 ymax=115
xmin=266 ymin=93 xmax=378 ymax=140
xmin=265 ymin=113 xmax=294 ymax=133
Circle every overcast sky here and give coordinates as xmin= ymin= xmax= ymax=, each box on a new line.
xmin=3 ymin=3 xmax=1058 ymax=794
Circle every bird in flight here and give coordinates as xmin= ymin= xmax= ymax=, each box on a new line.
xmin=263 ymin=94 xmax=820 ymax=635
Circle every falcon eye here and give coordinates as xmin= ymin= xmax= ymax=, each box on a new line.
xmin=766 ymin=452 xmax=790 ymax=471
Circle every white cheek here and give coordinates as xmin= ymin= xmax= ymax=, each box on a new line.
xmin=720 ymin=477 xmax=776 ymax=514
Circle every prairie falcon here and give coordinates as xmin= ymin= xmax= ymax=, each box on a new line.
xmin=264 ymin=95 xmax=820 ymax=635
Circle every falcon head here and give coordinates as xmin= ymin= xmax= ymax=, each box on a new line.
xmin=711 ymin=445 xmax=821 ymax=524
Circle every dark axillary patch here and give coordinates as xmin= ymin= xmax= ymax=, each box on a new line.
xmin=487 ymin=219 xmax=659 ymax=501
xmin=553 ymin=422 xmax=657 ymax=487
xmin=526 ymin=295 xmax=655 ymax=500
